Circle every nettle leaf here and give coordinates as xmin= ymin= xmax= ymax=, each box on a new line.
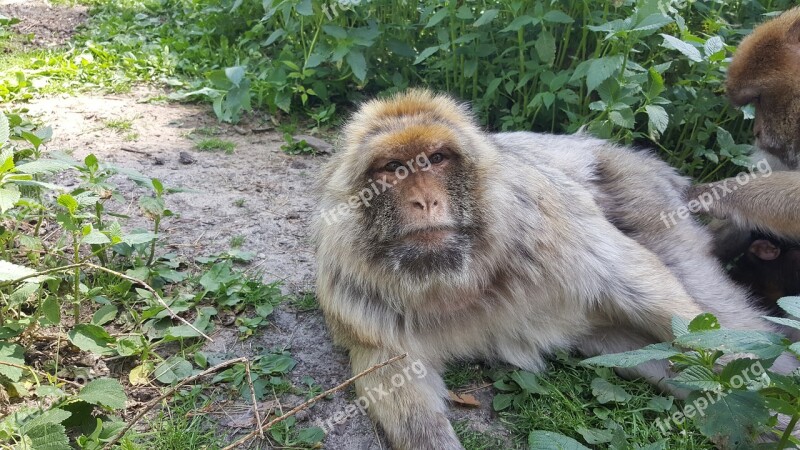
xmin=777 ymin=297 xmax=800 ymax=317
xmin=670 ymin=365 xmax=720 ymax=391
xmin=19 ymin=408 xmax=72 ymax=435
xmin=68 ymin=324 xmax=116 ymax=356
xmin=0 ymin=185 xmax=20 ymax=213
xmin=693 ymin=390 xmax=769 ymax=448
xmin=675 ymin=329 xmax=785 ymax=359
xmin=586 ymin=55 xmax=623 ymax=93
xmin=298 ymin=427 xmax=325 ymax=444
xmin=0 ymin=259 xmax=38 ymax=282
xmin=346 ymin=49 xmax=367 ymax=82
xmin=24 ymin=422 xmax=71 ymax=450
xmin=576 ymin=427 xmax=613 ymax=445
xmin=535 ymin=30 xmax=556 ymax=66
xmin=414 ymin=46 xmax=440 ymax=65
xmin=472 ymin=9 xmax=499 ymax=27
xmin=41 ymin=296 xmax=60 ymax=324
xmin=16 ymin=159 xmax=73 ymax=175
xmin=660 ymin=34 xmax=702 ymax=62
xmin=0 ymin=113 xmax=9 ymax=147
xmin=121 ymin=231 xmax=158 ymax=245
xmin=542 ymin=10 xmax=573 ymax=24
xmin=78 ymin=378 xmax=127 ymax=410
xmin=91 ymin=304 xmax=118 ymax=326
xmin=688 ymin=313 xmax=720 ymax=332
xmin=528 ymin=431 xmax=590 ymax=450
xmin=591 ymin=378 xmax=631 ymax=404
xmin=510 ymin=370 xmax=548 ymax=395
xmin=154 ymin=355 xmax=193 ymax=384
xmin=0 ymin=342 xmax=25 ymax=381
xmin=582 ymin=343 xmax=679 ymax=368
xmin=645 ymin=105 xmax=668 ymax=137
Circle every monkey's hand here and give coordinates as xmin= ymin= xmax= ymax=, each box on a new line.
xmin=688 ymin=172 xmax=800 ymax=240
xmin=349 ymin=347 xmax=464 ymax=450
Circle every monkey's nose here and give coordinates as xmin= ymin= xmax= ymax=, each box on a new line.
xmin=412 ymin=199 xmax=439 ymax=211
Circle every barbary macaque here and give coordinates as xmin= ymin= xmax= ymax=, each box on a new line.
xmin=688 ymin=7 xmax=800 ymax=304
xmin=313 ymin=89 xmax=796 ymax=450
xmin=730 ymin=235 xmax=800 ymax=312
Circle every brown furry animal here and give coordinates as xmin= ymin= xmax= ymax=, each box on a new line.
xmin=313 ymin=90 xmax=795 ymax=450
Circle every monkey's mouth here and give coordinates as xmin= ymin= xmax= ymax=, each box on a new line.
xmin=402 ymin=226 xmax=459 ymax=245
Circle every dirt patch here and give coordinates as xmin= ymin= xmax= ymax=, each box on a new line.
xmin=24 ymin=89 xmax=506 ymax=448
xmin=0 ymin=0 xmax=88 ymax=49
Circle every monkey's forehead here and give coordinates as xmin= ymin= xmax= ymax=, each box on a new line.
xmin=364 ymin=123 xmax=457 ymax=158
xmin=728 ymin=9 xmax=800 ymax=83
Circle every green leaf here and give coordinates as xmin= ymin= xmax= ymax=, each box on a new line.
xmin=535 ymin=30 xmax=556 ymax=66
xmin=425 ymin=8 xmax=448 ymax=28
xmin=57 ymin=193 xmax=78 ymax=215
xmin=121 ymin=232 xmax=158 ymax=245
xmin=704 ymin=36 xmax=724 ymax=56
xmin=19 ymin=408 xmax=71 ymax=435
xmin=0 ymin=342 xmax=25 ymax=381
xmin=764 ymin=316 xmax=800 ymax=330
xmin=414 ymin=46 xmax=440 ymax=65
xmin=78 ymin=378 xmax=127 ymax=410
xmin=671 ymin=365 xmax=721 ymax=391
xmin=81 ymin=228 xmax=110 ymax=245
xmin=777 ymin=297 xmax=800 ymax=317
xmin=581 ymin=343 xmax=679 ymax=368
xmin=24 ymin=422 xmax=71 ymax=450
xmin=0 ymin=113 xmax=9 ymax=147
xmin=154 ymin=356 xmax=193 ymax=384
xmin=225 ymin=66 xmax=246 ymax=87
xmin=346 ymin=49 xmax=367 ymax=82
xmin=576 ymin=427 xmax=613 ymax=444
xmin=632 ymin=13 xmax=672 ymax=32
xmin=542 ymin=10 xmax=573 ymax=24
xmin=586 ymin=55 xmax=623 ymax=93
xmin=91 ymin=304 xmax=118 ymax=326
xmin=591 ymin=378 xmax=631 ymax=404
xmin=41 ymin=296 xmax=60 ymax=324
xmin=0 ymin=259 xmax=38 ymax=282
xmin=294 ymin=0 xmax=312 ymax=16
xmin=501 ymin=15 xmax=536 ymax=32
xmin=674 ymin=329 xmax=785 ymax=359
xmin=0 ymin=185 xmax=20 ymax=213
xmin=660 ymin=34 xmax=702 ymax=62
xmin=473 ymin=9 xmax=499 ymax=27
xmin=645 ymin=105 xmax=668 ymax=137
xmin=528 ymin=431 xmax=590 ymax=450
xmin=16 ymin=159 xmax=73 ymax=174
xmin=688 ymin=313 xmax=720 ymax=332
xmin=510 ymin=370 xmax=548 ymax=395
xmin=298 ymin=427 xmax=325 ymax=444
xmin=68 ymin=324 xmax=116 ymax=356
xmin=693 ymin=390 xmax=769 ymax=448
xmin=492 ymin=393 xmax=514 ymax=411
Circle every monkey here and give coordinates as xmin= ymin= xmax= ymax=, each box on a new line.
xmin=688 ymin=7 xmax=800 ymax=306
xmin=312 ymin=89 xmax=797 ymax=450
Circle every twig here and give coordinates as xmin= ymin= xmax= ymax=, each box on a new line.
xmin=0 ymin=262 xmax=211 ymax=341
xmin=243 ymin=360 xmax=264 ymax=439
xmin=120 ymin=146 xmax=149 ymax=156
xmin=102 ymin=357 xmax=248 ymax=450
xmin=221 ymin=353 xmax=408 ymax=450
xmin=0 ymin=360 xmax=83 ymax=388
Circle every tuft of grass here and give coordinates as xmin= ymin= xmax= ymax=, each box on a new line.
xmin=124 ymin=132 xmax=139 ymax=141
xmin=444 ymin=362 xmax=488 ymax=389
xmin=104 ymin=118 xmax=134 ymax=132
xmin=229 ymin=235 xmax=245 ymax=248
xmin=139 ymin=388 xmax=222 ymax=449
xmin=233 ymin=198 xmax=246 ymax=207
xmin=290 ymin=292 xmax=319 ymax=312
xmin=195 ymin=137 xmax=235 ymax=154
xmin=454 ymin=421 xmax=510 ymax=450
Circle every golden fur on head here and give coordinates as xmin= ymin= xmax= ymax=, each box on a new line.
xmin=727 ymin=6 xmax=800 ymax=106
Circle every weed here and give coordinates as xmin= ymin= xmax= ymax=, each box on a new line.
xmin=104 ymin=118 xmax=133 ymax=132
xmin=195 ymin=137 xmax=235 ymax=153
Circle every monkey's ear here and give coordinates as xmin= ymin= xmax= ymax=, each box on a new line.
xmin=750 ymin=239 xmax=782 ymax=261
xmin=787 ymin=16 xmax=800 ymax=45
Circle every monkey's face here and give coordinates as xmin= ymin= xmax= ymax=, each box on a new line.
xmin=726 ymin=9 xmax=800 ymax=169
xmin=357 ymin=132 xmax=479 ymax=276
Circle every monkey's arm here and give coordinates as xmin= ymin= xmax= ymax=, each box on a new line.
xmin=688 ymin=171 xmax=800 ymax=240
xmin=349 ymin=346 xmax=463 ymax=450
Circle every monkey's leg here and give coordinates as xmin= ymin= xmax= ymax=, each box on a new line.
xmin=689 ymin=172 xmax=800 ymax=241
xmin=349 ymin=346 xmax=463 ymax=450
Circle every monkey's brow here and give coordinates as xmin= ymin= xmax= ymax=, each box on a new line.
xmin=363 ymin=116 xmax=463 ymax=140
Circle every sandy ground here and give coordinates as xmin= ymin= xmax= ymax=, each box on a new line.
xmin=0 ymin=0 xmax=88 ymax=48
xmin=22 ymin=90 xmax=507 ymax=449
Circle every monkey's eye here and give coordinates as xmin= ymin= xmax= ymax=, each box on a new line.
xmin=384 ymin=161 xmax=404 ymax=172
xmin=429 ymin=153 xmax=445 ymax=164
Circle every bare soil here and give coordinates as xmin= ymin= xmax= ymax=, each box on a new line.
xmin=23 ymin=89 xmax=507 ymax=449
xmin=0 ymin=0 xmax=88 ymax=49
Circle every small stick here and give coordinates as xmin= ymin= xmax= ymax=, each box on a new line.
xmin=221 ymin=353 xmax=408 ymax=450
xmin=102 ymin=357 xmax=248 ymax=450
xmin=243 ymin=360 xmax=264 ymax=439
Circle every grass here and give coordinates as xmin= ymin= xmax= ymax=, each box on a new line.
xmin=195 ymin=137 xmax=235 ymax=153
xmin=289 ymin=292 xmax=318 ymax=312
xmin=139 ymin=387 xmax=222 ymax=449
xmin=104 ymin=118 xmax=134 ymax=132
xmin=229 ymin=235 xmax=245 ymax=248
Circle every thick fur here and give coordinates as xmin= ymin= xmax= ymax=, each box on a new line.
xmin=313 ymin=90 xmax=791 ymax=450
